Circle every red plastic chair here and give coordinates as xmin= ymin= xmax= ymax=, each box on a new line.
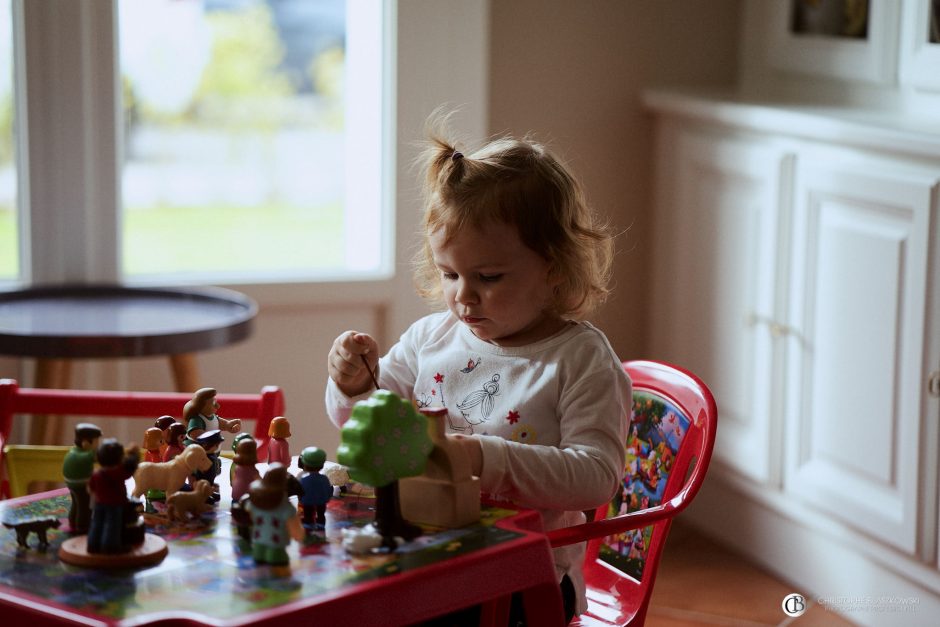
xmin=546 ymin=360 xmax=717 ymax=626
xmin=0 ymin=379 xmax=285 ymax=498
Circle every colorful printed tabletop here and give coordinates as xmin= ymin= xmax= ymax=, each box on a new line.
xmin=0 ymin=476 xmax=525 ymax=625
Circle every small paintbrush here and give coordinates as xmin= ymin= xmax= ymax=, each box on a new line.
xmin=361 ymin=354 xmax=380 ymax=391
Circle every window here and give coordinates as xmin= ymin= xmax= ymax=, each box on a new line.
xmin=5 ymin=0 xmax=388 ymax=286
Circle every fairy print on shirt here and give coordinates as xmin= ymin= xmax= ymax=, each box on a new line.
xmin=455 ymin=373 xmax=501 ymax=434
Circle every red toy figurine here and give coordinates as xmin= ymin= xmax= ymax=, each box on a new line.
xmin=162 ymin=422 xmax=187 ymax=462
xmin=87 ymin=439 xmax=140 ymax=554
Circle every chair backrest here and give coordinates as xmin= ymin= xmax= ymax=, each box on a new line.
xmin=0 ymin=379 xmax=285 ymax=498
xmin=545 ymin=360 xmax=717 ymax=625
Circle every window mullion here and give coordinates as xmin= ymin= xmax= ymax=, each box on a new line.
xmin=21 ymin=0 xmax=119 ymax=285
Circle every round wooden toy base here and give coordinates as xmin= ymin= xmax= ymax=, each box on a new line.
xmin=58 ymin=534 xmax=168 ymax=569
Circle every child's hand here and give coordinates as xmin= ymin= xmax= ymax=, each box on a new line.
xmin=328 ymin=331 xmax=380 ymax=397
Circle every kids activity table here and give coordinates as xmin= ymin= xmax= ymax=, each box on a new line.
xmin=0 ymin=459 xmax=564 ymax=626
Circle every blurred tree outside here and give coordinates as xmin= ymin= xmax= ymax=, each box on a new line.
xmin=120 ymin=0 xmax=347 ymax=277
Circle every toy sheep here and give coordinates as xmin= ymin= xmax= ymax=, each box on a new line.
xmin=132 ymin=444 xmax=212 ymax=498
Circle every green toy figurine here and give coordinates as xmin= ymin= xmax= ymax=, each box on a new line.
xmin=62 ymin=423 xmax=102 ymax=534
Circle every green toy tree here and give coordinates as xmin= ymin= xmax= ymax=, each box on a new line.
xmin=337 ymin=390 xmax=433 ymax=543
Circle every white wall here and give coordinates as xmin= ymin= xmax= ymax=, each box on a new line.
xmin=488 ymin=0 xmax=741 ymax=359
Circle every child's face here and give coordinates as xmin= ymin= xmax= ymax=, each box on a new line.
xmin=430 ymin=222 xmax=563 ymax=346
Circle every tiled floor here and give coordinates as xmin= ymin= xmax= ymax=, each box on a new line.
xmin=646 ymin=522 xmax=856 ymax=626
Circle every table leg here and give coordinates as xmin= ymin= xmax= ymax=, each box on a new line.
xmin=170 ymin=353 xmax=200 ymax=393
xmin=34 ymin=358 xmax=72 ymax=445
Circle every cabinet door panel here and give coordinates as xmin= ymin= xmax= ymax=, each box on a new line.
xmin=787 ymin=157 xmax=938 ymax=556
xmin=666 ymin=133 xmax=790 ymax=485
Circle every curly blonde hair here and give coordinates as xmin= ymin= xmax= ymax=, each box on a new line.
xmin=413 ymin=115 xmax=613 ymax=319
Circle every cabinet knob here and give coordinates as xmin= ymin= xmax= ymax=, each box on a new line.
xmin=929 ymin=371 xmax=940 ymax=398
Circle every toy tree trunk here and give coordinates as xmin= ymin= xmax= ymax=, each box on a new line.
xmin=373 ymin=480 xmax=421 ymax=543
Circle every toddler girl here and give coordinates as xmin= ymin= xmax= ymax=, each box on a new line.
xmin=326 ymin=118 xmax=630 ymax=624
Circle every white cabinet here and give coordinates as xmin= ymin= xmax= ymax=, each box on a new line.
xmin=646 ymin=90 xmax=940 ymax=620
xmin=785 ymin=148 xmax=940 ymax=557
xmin=651 ymin=125 xmax=792 ymax=486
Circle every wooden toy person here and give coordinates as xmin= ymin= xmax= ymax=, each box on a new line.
xmin=192 ymin=429 xmax=224 ymax=502
xmin=142 ymin=427 xmax=165 ymax=463
xmin=87 ymin=439 xmax=140 ymax=554
xmin=246 ymin=463 xmax=304 ymax=567
xmin=297 ymin=447 xmax=333 ymax=529
xmin=62 ymin=423 xmax=102 ymax=534
xmin=231 ymin=437 xmax=261 ymax=502
xmin=183 ymin=387 xmax=241 ymax=443
xmin=162 ymin=422 xmax=187 ymax=462
xmin=154 ymin=415 xmax=176 ymax=456
xmin=267 ymin=416 xmax=291 ymax=465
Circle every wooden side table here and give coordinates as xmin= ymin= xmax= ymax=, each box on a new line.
xmin=0 ymin=284 xmax=257 ymax=444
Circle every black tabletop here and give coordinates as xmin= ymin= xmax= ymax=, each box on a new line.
xmin=0 ymin=285 xmax=257 ymax=358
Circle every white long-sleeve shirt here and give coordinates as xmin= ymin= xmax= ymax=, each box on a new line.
xmin=326 ymin=311 xmax=630 ymax=614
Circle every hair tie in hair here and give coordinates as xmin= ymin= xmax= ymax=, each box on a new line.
xmin=451 ymin=151 xmax=464 ymax=162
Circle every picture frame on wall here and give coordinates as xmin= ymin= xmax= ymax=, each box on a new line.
xmin=900 ymin=0 xmax=940 ymax=90
xmin=789 ymin=0 xmax=869 ymax=39
xmin=765 ymin=0 xmax=899 ymax=85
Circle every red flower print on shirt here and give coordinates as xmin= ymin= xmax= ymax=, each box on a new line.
xmin=434 ymin=373 xmax=444 ymax=383
xmin=506 ymin=410 xmax=520 ymax=424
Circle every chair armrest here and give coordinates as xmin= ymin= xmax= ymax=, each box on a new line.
xmin=546 ymin=475 xmax=702 ymax=548
xmin=546 ymin=502 xmax=680 ymax=548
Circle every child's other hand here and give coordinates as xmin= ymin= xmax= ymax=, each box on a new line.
xmin=328 ymin=331 xmax=380 ymax=397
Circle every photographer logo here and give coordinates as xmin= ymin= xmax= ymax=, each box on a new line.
xmin=782 ymin=593 xmax=807 ymax=617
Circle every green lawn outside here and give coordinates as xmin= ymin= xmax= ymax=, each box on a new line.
xmin=0 ymin=206 xmax=17 ymax=279
xmin=0 ymin=202 xmax=345 ymax=278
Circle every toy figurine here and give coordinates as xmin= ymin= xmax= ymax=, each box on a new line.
xmin=192 ymin=429 xmax=225 ymax=501
xmin=62 ymin=423 xmax=102 ymax=534
xmin=142 ymin=427 xmax=164 ymax=463
xmin=163 ymin=422 xmax=187 ymax=462
xmin=87 ymin=439 xmax=140 ymax=554
xmin=154 ymin=415 xmax=176 ymax=456
xmin=245 ymin=463 xmax=304 ymax=568
xmin=166 ymin=480 xmax=214 ymax=522
xmin=183 ymin=387 xmax=241 ymax=443
xmin=297 ymin=447 xmax=332 ymax=529
xmin=3 ymin=518 xmax=61 ymax=550
xmin=132 ymin=443 xmax=213 ymax=498
xmin=267 ymin=416 xmax=291 ymax=465
xmin=231 ymin=437 xmax=261 ymax=502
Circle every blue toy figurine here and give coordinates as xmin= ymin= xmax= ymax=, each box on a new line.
xmin=298 ymin=447 xmax=333 ymax=529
